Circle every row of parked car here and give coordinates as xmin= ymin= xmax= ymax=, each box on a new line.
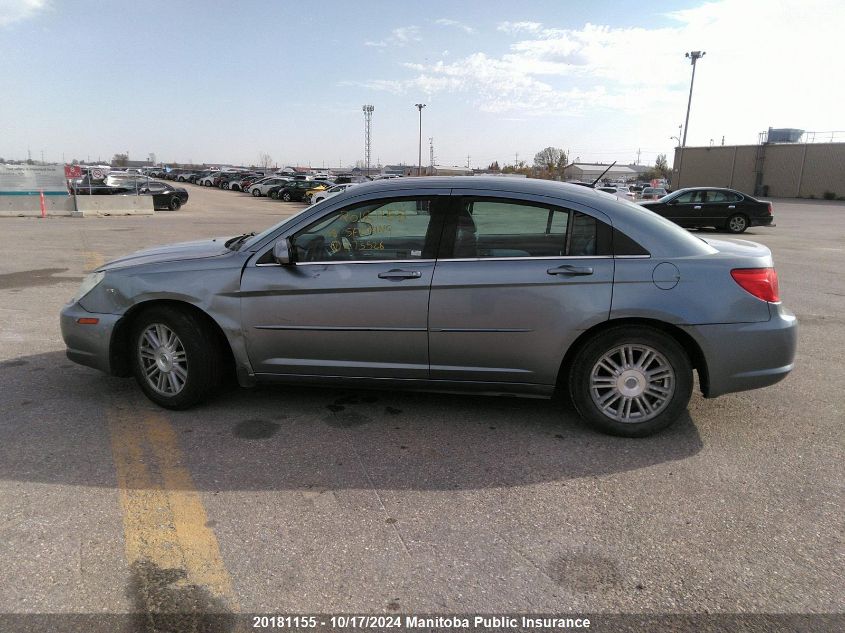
xmin=595 ymin=183 xmax=669 ymax=201
xmin=171 ymin=169 xmax=362 ymax=205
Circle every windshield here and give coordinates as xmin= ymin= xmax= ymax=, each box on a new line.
xmin=240 ymin=205 xmax=319 ymax=250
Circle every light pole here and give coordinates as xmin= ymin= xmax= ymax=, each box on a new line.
xmin=670 ymin=135 xmax=681 ymax=146
xmin=682 ymin=51 xmax=705 ymax=147
xmin=414 ymin=103 xmax=426 ymax=176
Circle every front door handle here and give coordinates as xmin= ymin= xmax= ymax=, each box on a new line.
xmin=728 ymin=205 xmax=736 ymax=209
xmin=378 ymin=269 xmax=422 ymax=280
xmin=547 ymin=264 xmax=594 ymax=276
xmin=693 ymin=205 xmax=702 ymax=210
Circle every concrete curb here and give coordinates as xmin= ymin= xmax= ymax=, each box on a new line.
xmin=0 ymin=195 xmax=155 ymax=217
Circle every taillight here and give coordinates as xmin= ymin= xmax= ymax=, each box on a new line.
xmin=766 ymin=202 xmax=773 ymax=215
xmin=731 ymin=268 xmax=780 ymax=302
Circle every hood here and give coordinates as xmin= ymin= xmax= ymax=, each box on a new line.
xmin=99 ymin=237 xmax=232 ymax=271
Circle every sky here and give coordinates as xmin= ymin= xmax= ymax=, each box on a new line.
xmin=1 ymin=0 xmax=844 ymax=169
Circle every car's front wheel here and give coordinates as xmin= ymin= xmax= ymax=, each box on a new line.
xmin=726 ymin=214 xmax=749 ymax=233
xmin=281 ymin=192 xmax=292 ymax=202
xmin=131 ymin=306 xmax=223 ymax=409
xmin=169 ymin=197 xmax=182 ymax=210
xmin=568 ymin=326 xmax=692 ymax=437
xmin=252 ymin=188 xmax=261 ymax=197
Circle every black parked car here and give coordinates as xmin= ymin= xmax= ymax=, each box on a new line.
xmin=638 ymin=187 xmax=773 ymax=234
xmin=268 ymin=180 xmax=321 ymax=201
xmin=138 ymin=181 xmax=189 ymax=210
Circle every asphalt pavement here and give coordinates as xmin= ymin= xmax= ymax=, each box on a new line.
xmin=0 ymin=184 xmax=842 ymax=630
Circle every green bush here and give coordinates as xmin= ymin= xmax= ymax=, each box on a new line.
xmin=809 ymin=194 xmax=816 ymax=199
xmin=823 ymin=191 xmax=837 ymax=200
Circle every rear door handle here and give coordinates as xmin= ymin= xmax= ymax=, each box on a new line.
xmin=378 ymin=269 xmax=422 ymax=280
xmin=547 ymin=265 xmax=594 ymax=276
xmin=728 ymin=205 xmax=736 ymax=209
xmin=693 ymin=205 xmax=702 ymax=210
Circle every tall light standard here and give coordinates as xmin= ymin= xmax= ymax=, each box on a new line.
xmin=682 ymin=51 xmax=705 ymax=147
xmin=362 ymin=105 xmax=374 ymax=177
xmin=414 ymin=103 xmax=426 ymax=176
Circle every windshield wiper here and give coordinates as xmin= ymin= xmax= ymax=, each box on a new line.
xmin=225 ymin=232 xmax=255 ymax=250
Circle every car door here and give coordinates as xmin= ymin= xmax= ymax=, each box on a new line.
xmin=240 ymin=195 xmax=447 ymax=379
xmin=662 ymin=190 xmax=703 ymax=226
xmin=702 ymin=190 xmax=737 ymax=225
xmin=427 ymin=194 xmax=614 ymax=385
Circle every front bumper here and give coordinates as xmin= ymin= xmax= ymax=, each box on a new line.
xmin=684 ymin=303 xmax=797 ymax=398
xmin=60 ymin=303 xmax=121 ymax=374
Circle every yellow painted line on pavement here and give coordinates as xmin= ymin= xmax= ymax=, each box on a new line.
xmin=108 ymin=406 xmax=239 ymax=611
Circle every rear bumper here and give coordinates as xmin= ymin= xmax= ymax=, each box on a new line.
xmin=751 ymin=216 xmax=774 ymax=227
xmin=60 ymin=303 xmax=121 ymax=374
xmin=684 ymin=304 xmax=797 ymax=397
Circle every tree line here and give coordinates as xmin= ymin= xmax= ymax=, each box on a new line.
xmin=486 ymin=147 xmax=672 ymax=183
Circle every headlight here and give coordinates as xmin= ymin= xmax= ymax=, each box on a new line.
xmin=72 ymin=271 xmax=105 ymax=303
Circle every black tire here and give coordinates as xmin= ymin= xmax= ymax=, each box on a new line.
xmin=568 ymin=326 xmax=693 ymax=437
xmin=251 ymin=188 xmax=261 ymax=197
xmin=281 ymin=192 xmax=292 ymax=202
xmin=725 ymin=214 xmax=748 ymax=233
xmin=269 ymin=190 xmax=278 ymax=200
xmin=169 ymin=197 xmax=182 ymax=211
xmin=130 ymin=306 xmax=224 ymax=409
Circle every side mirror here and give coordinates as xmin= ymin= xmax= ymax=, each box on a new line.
xmin=273 ymin=238 xmax=294 ymax=265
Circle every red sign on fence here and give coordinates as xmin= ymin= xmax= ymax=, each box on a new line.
xmin=64 ymin=165 xmax=82 ymax=178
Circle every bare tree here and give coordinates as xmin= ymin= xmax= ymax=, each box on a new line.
xmin=533 ymin=147 xmax=567 ymax=180
xmin=112 ymin=153 xmax=129 ymax=167
xmin=258 ymin=152 xmax=273 ymax=170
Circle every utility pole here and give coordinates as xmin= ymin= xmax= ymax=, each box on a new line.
xmin=682 ymin=51 xmax=705 ymax=147
xmin=636 ymin=148 xmax=641 ymax=165
xmin=515 ymin=152 xmax=519 ymax=167
xmin=362 ymin=105 xmax=374 ymax=176
xmin=466 ymin=155 xmax=471 ymax=169
xmin=414 ymin=103 xmax=426 ymax=176
xmin=429 ymin=137 xmax=434 ymax=168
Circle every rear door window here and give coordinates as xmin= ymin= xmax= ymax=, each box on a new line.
xmin=443 ymin=199 xmax=612 ymax=258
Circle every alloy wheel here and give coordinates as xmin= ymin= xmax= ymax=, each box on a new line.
xmin=138 ymin=323 xmax=188 ymax=396
xmin=589 ymin=344 xmax=675 ymax=423
xmin=728 ymin=215 xmax=747 ymax=232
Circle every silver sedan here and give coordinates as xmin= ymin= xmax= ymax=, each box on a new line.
xmin=61 ymin=177 xmax=797 ymax=437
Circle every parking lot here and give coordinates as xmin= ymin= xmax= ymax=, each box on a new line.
xmin=0 ymin=183 xmax=842 ymax=627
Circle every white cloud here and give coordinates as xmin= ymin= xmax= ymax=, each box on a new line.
xmin=497 ymin=21 xmax=543 ymax=34
xmin=0 ymin=0 xmax=46 ymax=27
xmin=365 ymin=25 xmax=421 ymax=48
xmin=435 ymin=18 xmax=475 ymax=35
xmin=357 ymin=0 xmax=845 ymax=144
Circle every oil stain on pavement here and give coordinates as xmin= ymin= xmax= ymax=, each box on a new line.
xmin=0 ymin=268 xmax=80 ymax=290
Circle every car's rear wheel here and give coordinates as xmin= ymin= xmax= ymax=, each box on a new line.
xmin=169 ymin=197 xmax=182 ymax=211
xmin=282 ymin=192 xmax=292 ymax=202
xmin=726 ymin=214 xmax=748 ymax=233
xmin=269 ymin=191 xmax=278 ymax=200
xmin=131 ymin=306 xmax=223 ymax=409
xmin=568 ymin=326 xmax=692 ymax=437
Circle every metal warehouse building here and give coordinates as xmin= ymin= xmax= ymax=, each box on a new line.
xmin=672 ymin=129 xmax=845 ymax=199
